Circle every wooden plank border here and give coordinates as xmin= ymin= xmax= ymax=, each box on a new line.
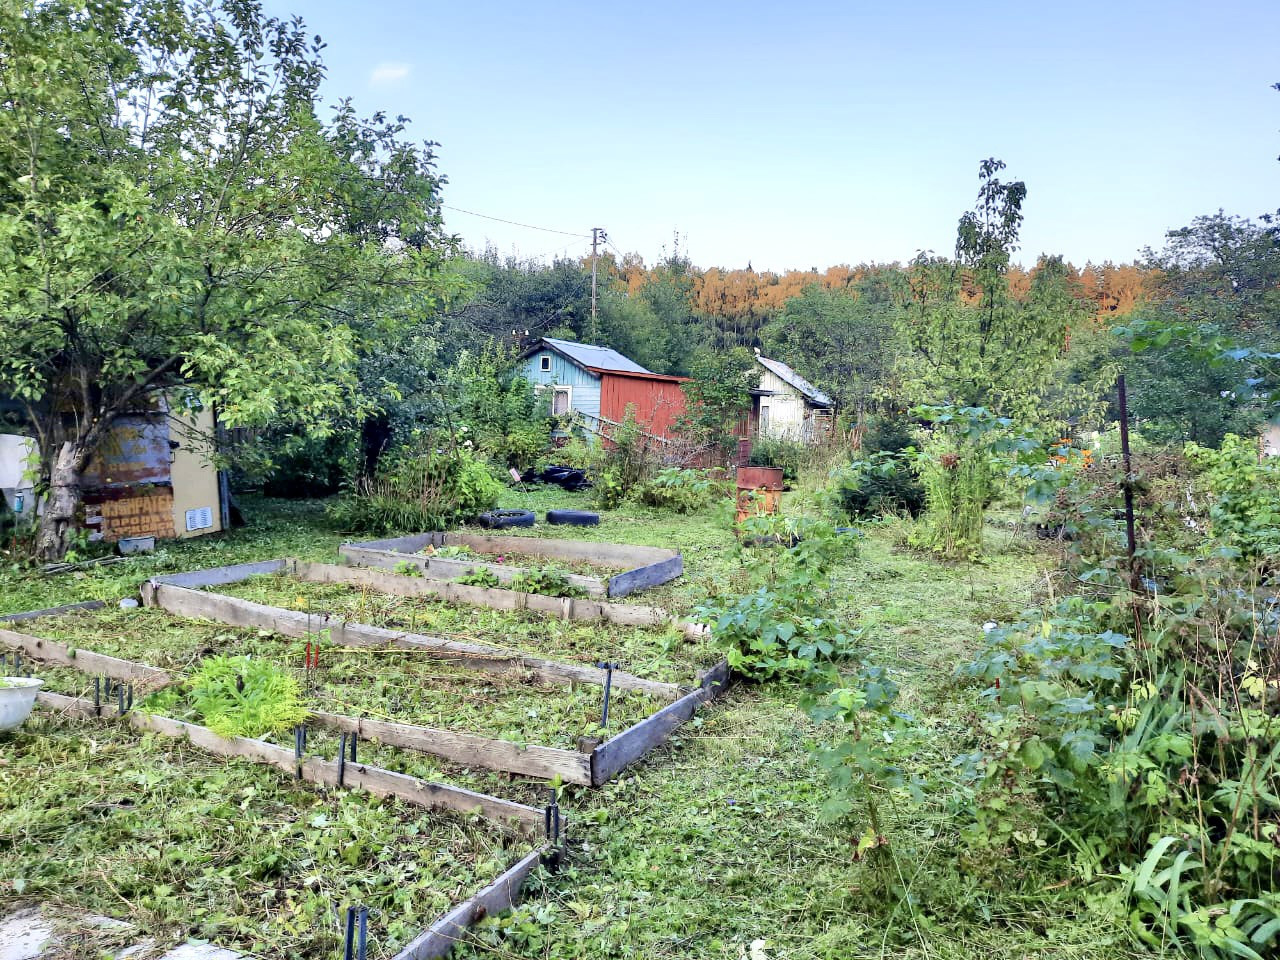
xmin=292 ymin=559 xmax=701 ymax=638
xmin=338 ymin=546 xmax=607 ymax=598
xmin=33 ymin=691 xmax=545 ymax=836
xmin=339 ymin=531 xmax=683 ymax=599
xmin=0 ymin=626 xmax=174 ymax=688
xmin=590 ymin=660 xmax=732 ymax=786
xmin=0 ymin=599 xmax=107 ymax=623
xmin=144 ymin=579 xmax=681 ymax=700
xmin=147 ymin=558 xmax=288 ymax=589
xmin=393 ymin=847 xmax=548 ymax=959
xmin=7 ymin=621 xmax=593 ymax=784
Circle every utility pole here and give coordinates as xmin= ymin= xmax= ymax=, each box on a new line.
xmin=590 ymin=226 xmax=607 ymax=342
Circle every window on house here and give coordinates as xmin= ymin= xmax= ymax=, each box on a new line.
xmin=540 ymin=355 xmax=551 ymax=371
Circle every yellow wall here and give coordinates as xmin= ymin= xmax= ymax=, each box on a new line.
xmin=169 ymin=404 xmax=223 ymax=538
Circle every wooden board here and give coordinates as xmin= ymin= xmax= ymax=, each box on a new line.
xmin=148 ymin=581 xmax=681 ymax=700
xmin=0 ymin=600 xmax=106 ymax=623
xmin=0 ymin=626 xmax=174 ymax=688
xmin=308 ymin=710 xmax=593 ymax=786
xmin=607 ymin=554 xmax=685 ymax=599
xmin=590 ymin=660 xmax=732 ymax=786
xmin=147 ymin=559 xmax=288 ymax=590
xmin=33 ymin=691 xmax=545 ymax=835
xmin=393 ymin=848 xmax=546 ymax=960
xmin=299 ymin=559 xmax=680 ymax=631
xmin=341 ymin=547 xmax=608 ymax=598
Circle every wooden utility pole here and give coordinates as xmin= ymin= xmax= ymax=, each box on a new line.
xmin=590 ymin=226 xmax=606 ymax=341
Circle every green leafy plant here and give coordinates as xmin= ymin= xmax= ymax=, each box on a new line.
xmin=188 ymin=655 xmax=309 ymax=739
xmin=1184 ymin=433 xmax=1280 ymax=558
xmin=828 ymin=451 xmax=924 ymax=520
xmin=458 ymin=567 xmax=501 ymax=588
xmin=637 ymin=468 xmax=723 ymax=513
xmin=508 ymin=566 xmax=585 ymax=599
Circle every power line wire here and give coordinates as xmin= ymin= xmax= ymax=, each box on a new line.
xmin=441 ymin=204 xmax=589 ymax=238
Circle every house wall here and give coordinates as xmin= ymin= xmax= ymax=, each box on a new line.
xmin=599 ymin=374 xmax=689 ymax=439
xmin=520 ymin=351 xmax=601 ymax=420
xmin=756 ymin=368 xmax=807 ymax=440
xmin=170 ymin=404 xmax=224 ymax=538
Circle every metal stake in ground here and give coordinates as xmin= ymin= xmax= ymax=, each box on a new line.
xmin=1117 ymin=374 xmax=1140 ymax=594
xmin=597 ymin=661 xmax=616 ymax=728
xmin=337 ymin=733 xmax=348 ymax=787
xmin=544 ymin=786 xmax=561 ymax=844
xmin=294 ymin=724 xmax=308 ymax=779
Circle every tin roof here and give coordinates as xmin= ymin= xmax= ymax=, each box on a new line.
xmin=756 ymin=355 xmax=833 ymax=407
xmin=532 ymin=337 xmax=653 ymax=375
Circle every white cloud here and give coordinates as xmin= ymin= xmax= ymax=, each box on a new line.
xmin=369 ymin=62 xmax=411 ymax=86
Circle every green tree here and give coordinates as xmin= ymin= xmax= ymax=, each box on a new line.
xmin=0 ymin=0 xmax=452 ymax=558
xmin=1119 ymin=211 xmax=1280 ymax=445
xmin=760 ymin=269 xmax=903 ymax=421
xmin=897 ymin=160 xmax=1089 ymax=427
xmin=681 ymin=347 xmax=759 ymax=452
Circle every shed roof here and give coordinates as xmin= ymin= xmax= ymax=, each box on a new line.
xmin=526 ymin=337 xmax=653 ymax=375
xmin=755 ymin=355 xmax=833 ymax=407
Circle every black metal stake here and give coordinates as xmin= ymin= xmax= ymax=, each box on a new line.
xmin=357 ymin=906 xmax=368 ymax=960
xmin=343 ymin=906 xmax=356 ymax=960
xmin=544 ymin=786 xmax=561 ymax=843
xmin=337 ymin=733 xmax=348 ymax=787
xmin=1117 ymin=374 xmax=1139 ymax=593
xmin=117 ymin=683 xmax=124 ymax=715
xmin=127 ymin=683 xmax=133 ymax=711
xmin=294 ymin=724 xmax=307 ymax=779
xmin=94 ymin=677 xmax=101 ymax=716
xmin=349 ymin=731 xmax=357 ymax=764
xmin=597 ymin=661 xmax=615 ymax=728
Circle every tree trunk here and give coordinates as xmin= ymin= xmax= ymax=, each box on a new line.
xmin=35 ymin=439 xmax=93 ymax=561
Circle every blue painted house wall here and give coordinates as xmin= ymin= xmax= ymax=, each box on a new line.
xmin=520 ymin=349 xmax=601 ymax=419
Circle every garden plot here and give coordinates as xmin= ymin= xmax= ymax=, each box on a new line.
xmin=0 ymin=714 xmax=531 ymax=960
xmin=1 ymin=603 xmax=664 ymax=788
xmin=340 ymin=531 xmax=682 ymax=599
xmin=213 ymin=568 xmax=718 ymax=684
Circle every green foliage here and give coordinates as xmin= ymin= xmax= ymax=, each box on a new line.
xmin=508 ymin=566 xmax=586 ymax=599
xmin=681 ymin=347 xmax=759 ymax=452
xmin=829 ymin=452 xmax=925 ymax=520
xmin=1184 ymin=434 xmax=1280 ymax=558
xmin=747 ymin=436 xmax=810 ymax=483
xmin=699 ymin=515 xmax=858 ymax=680
xmin=187 ymin=655 xmax=308 ymax=740
xmin=590 ymin=407 xmax=656 ymax=509
xmin=0 ymin=0 xmax=454 ymax=559
xmin=445 ymin=345 xmax=551 ymax=471
xmin=326 ymin=441 xmax=502 ymax=533
xmin=637 ymin=468 xmax=722 ymax=513
xmin=1118 ymin=212 xmax=1280 ymax=445
xmin=896 ymin=160 xmax=1090 ymax=428
xmin=761 ymin=274 xmax=902 ymax=417
xmin=457 ymin=567 xmax=501 ymax=588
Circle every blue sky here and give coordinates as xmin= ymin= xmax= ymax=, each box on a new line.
xmin=268 ymin=0 xmax=1279 ymax=272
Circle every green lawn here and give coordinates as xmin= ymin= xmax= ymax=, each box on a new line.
xmin=1 ymin=490 xmax=1137 ymax=959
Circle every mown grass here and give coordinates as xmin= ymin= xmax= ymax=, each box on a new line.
xmin=1 ymin=489 xmax=1138 ymax=959
xmin=0 ymin=715 xmax=519 ymax=959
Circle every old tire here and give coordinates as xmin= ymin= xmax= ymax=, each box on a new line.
xmin=546 ymin=509 xmax=599 ymax=526
xmin=476 ymin=509 xmax=536 ymax=529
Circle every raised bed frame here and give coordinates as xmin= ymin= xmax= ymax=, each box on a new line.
xmin=5 ymin=572 xmax=732 ymax=787
xmin=26 ymin=691 xmax=555 ymax=959
xmin=340 ymin=531 xmax=682 ymax=599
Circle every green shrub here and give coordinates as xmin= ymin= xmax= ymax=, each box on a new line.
xmin=187 ymin=655 xmax=309 ymax=739
xmin=325 ymin=441 xmax=502 ymax=534
xmin=1184 ymin=433 xmax=1280 ymax=558
xmin=637 ymin=468 xmax=723 ymax=513
xmin=748 ymin=437 xmax=809 ymax=483
xmin=829 ymin=452 xmax=924 ymax=519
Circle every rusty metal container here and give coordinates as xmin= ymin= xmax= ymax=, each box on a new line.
xmin=735 ymin=466 xmax=784 ymax=523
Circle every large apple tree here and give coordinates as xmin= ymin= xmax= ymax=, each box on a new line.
xmin=0 ymin=0 xmax=453 ymax=559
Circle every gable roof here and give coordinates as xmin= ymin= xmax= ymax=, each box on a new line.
xmin=525 ymin=337 xmax=653 ymax=375
xmin=755 ymin=355 xmax=833 ymax=407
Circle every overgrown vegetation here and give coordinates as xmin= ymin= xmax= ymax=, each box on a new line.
xmin=186 ymin=655 xmax=309 ymax=739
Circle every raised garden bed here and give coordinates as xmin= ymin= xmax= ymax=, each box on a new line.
xmin=213 ymin=566 xmax=716 ymax=684
xmin=0 ymin=713 xmax=536 ymax=959
xmin=340 ymin=532 xmax=682 ymax=600
xmin=5 ymin=578 xmax=732 ymax=789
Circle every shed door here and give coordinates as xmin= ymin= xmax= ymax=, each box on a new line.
xmin=552 ymin=386 xmax=572 ymax=415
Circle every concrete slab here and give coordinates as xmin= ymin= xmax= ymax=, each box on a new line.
xmin=0 ymin=909 xmax=55 ymax=960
